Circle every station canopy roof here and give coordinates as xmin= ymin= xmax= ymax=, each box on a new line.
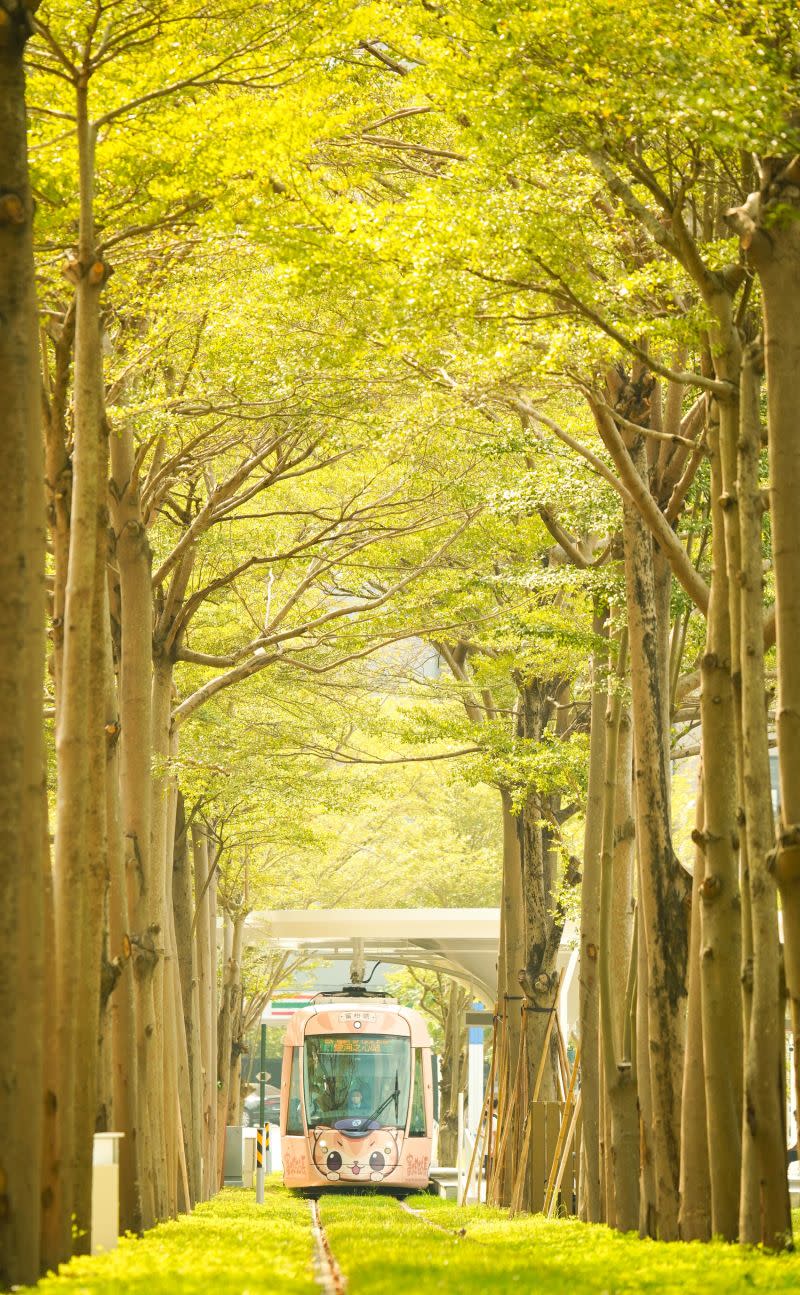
xmin=245 ymin=907 xmax=501 ymax=1003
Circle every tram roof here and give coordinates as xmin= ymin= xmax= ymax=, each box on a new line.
xmin=283 ymin=998 xmax=432 ymax=1046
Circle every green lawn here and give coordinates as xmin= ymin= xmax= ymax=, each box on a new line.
xmin=22 ymin=1183 xmax=800 ymax=1294
xmin=24 ymin=1184 xmax=315 ymax=1295
xmin=320 ymin=1192 xmax=800 ymax=1294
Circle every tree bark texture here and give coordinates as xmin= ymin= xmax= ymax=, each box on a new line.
xmin=698 ymin=413 xmax=743 ymax=1241
xmin=208 ymin=852 xmax=219 ymax=1193
xmin=216 ymin=912 xmax=244 ymax=1188
xmin=110 ymin=423 xmax=163 ymax=1226
xmin=0 ymin=6 xmax=47 ymax=1280
xmin=578 ymin=615 xmax=608 ymax=1222
xmin=194 ymin=825 xmax=217 ymax=1198
xmin=635 ymin=878 xmax=656 ymax=1239
xmin=611 ymin=710 xmax=635 ymax=1058
xmin=493 ymin=788 xmax=527 ymax=1203
xmin=736 ymin=340 xmax=791 ymax=1248
xmin=678 ymin=777 xmax=712 ymax=1242
xmin=70 ymin=521 xmax=111 ymax=1250
xmin=621 ymin=437 xmax=687 ymax=1239
xmin=599 ymin=629 xmax=639 ymax=1233
xmin=173 ymin=794 xmax=202 ymax=1205
xmin=106 ymin=658 xmax=142 ymax=1233
xmin=152 ymin=661 xmax=179 ymax=1215
xmin=741 ymin=168 xmax=800 ymax=1135
xmin=43 ymin=302 xmax=74 ymax=717
xmin=438 ymin=980 xmax=468 ymax=1167
xmin=517 ymin=681 xmax=564 ymax=1111
xmin=52 ymin=82 xmax=107 ymax=1259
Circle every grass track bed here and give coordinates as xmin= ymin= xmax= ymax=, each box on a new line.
xmin=319 ymin=1192 xmax=800 ymax=1294
xmin=20 ymin=1184 xmax=800 ymax=1294
xmin=23 ymin=1184 xmax=315 ymax=1295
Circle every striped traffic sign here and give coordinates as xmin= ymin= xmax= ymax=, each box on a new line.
xmin=261 ymin=993 xmax=315 ymax=1023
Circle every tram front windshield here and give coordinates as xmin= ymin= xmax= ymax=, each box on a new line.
xmin=304 ymin=1034 xmax=411 ymax=1129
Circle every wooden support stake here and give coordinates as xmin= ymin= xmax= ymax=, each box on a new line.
xmin=554 ymin=1013 xmax=570 ymax=1102
xmin=546 ymin=1091 xmax=583 ymax=1218
xmin=491 ymin=1005 xmax=527 ymax=1201
xmin=488 ymin=1004 xmax=512 ymax=1202
xmin=509 ymin=998 xmax=559 ymax=1216
xmin=460 ymin=1039 xmax=494 ymax=1206
xmin=542 ymin=1042 xmax=581 ymax=1216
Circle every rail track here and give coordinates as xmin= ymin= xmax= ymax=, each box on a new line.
xmin=308 ymin=1198 xmax=348 ymax=1294
xmin=309 ymin=1189 xmax=475 ymax=1291
xmin=396 ymin=1197 xmax=468 ymax=1237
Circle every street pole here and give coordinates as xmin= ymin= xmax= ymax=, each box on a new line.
xmin=259 ymin=1022 xmax=266 ymax=1126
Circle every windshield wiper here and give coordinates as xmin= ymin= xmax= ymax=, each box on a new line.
xmin=360 ymin=1070 xmax=400 ymax=1128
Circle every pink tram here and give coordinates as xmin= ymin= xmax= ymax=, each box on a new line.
xmin=279 ymin=992 xmax=437 ymax=1192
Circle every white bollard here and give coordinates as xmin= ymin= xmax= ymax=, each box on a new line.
xmin=91 ymin=1133 xmax=124 ymax=1254
xmin=468 ymin=1026 xmax=484 ymax=1134
xmin=268 ymin=1122 xmax=282 ymax=1173
xmin=456 ymin=1092 xmax=465 ymax=1201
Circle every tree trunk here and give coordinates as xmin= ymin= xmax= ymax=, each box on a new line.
xmin=578 ymin=611 xmax=608 ymax=1222
xmin=109 ymin=422 xmax=163 ymax=1226
xmin=227 ymin=1052 xmax=244 ymax=1128
xmin=0 ymin=10 xmax=47 ymax=1282
xmin=40 ymin=821 xmax=60 ymax=1272
xmin=73 ymin=414 xmax=111 ymax=1255
xmin=698 ymin=411 xmax=743 ymax=1241
xmin=208 ymin=859 xmax=219 ymax=1191
xmin=173 ymin=793 xmax=202 ymax=1205
xmin=635 ymin=875 xmax=656 ymax=1238
xmin=611 ymin=709 xmax=635 ymax=1057
xmin=150 ymin=660 xmax=180 ymax=1214
xmin=106 ymin=646 xmax=142 ymax=1234
xmin=439 ymin=979 xmax=467 ymax=1166
xmin=52 ymin=82 xmax=107 ymax=1258
xmin=739 ymin=168 xmax=800 ymax=1137
xmin=194 ymin=825 xmax=217 ymax=1198
xmin=600 ymin=1060 xmax=612 ymax=1224
xmin=736 ymin=340 xmax=791 ymax=1248
xmin=599 ymin=628 xmax=639 ymax=1233
xmin=493 ymin=788 xmax=526 ymax=1202
xmin=609 ymin=705 xmax=638 ymax=1233
xmin=43 ymin=303 xmax=74 ymax=716
xmin=217 ymin=913 xmax=246 ymax=1183
xmin=517 ymin=682 xmax=563 ymax=1109
xmin=168 ymin=911 xmax=193 ymax=1213
xmin=621 ymin=437 xmax=687 ymax=1239
xmin=678 ymin=775 xmax=711 ymax=1241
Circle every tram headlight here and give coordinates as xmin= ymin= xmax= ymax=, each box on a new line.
xmin=319 ymin=1140 xmax=328 ymax=1150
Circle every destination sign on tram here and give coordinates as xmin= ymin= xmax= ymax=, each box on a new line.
xmin=318 ymin=1036 xmax=396 ymax=1055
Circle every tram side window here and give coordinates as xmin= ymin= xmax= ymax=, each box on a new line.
xmin=409 ymin=1048 xmax=426 ymax=1137
xmin=287 ymin=1047 xmax=304 ymax=1135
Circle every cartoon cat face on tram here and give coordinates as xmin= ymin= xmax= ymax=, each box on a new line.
xmin=311 ymin=1128 xmax=400 ymax=1182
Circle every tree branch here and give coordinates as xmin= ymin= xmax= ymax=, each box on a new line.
xmin=588 ymin=399 xmax=710 ymax=613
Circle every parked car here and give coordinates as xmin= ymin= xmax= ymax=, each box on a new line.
xmin=242 ymin=1091 xmax=281 ymax=1127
